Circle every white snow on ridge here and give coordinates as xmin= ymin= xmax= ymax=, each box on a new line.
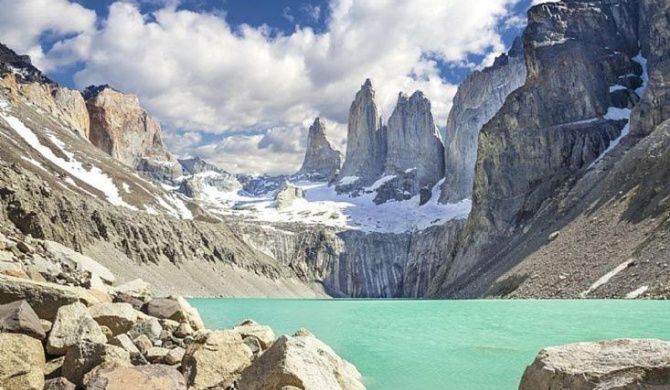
xmin=580 ymin=259 xmax=634 ymax=298
xmin=339 ymin=176 xmax=359 ymax=186
xmin=364 ymin=175 xmax=396 ymax=191
xmin=0 ymin=106 xmax=137 ymax=210
xmin=632 ymin=52 xmax=648 ymax=96
xmin=191 ymin=176 xmax=470 ymax=233
xmin=625 ymin=285 xmax=648 ymax=299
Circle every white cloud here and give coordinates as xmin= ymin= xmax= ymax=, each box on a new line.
xmin=0 ymin=0 xmax=96 ymax=71
xmin=5 ymin=0 xmax=524 ymax=174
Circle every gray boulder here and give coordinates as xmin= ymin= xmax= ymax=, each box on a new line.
xmin=89 ymin=302 xmax=138 ymax=336
xmin=83 ymin=363 xmax=187 ymax=390
xmin=275 ymin=182 xmax=305 ymax=210
xmin=0 ymin=333 xmax=45 ymax=390
xmin=47 ymin=302 xmax=107 ymax=355
xmin=62 ymin=342 xmax=130 ymax=386
xmin=0 ymin=299 xmax=46 ymax=339
xmin=519 ymin=339 xmax=670 ymax=389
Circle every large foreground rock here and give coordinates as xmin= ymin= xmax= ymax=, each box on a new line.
xmin=0 ymin=299 xmax=46 ymax=339
xmin=83 ymin=363 xmax=186 ymax=390
xmin=182 ymin=330 xmax=253 ymax=390
xmin=62 ymin=342 xmax=130 ymax=386
xmin=0 ymin=333 xmax=45 ymax=390
xmin=47 ymin=302 xmax=107 ymax=355
xmin=0 ymin=274 xmax=94 ymax=320
xmin=519 ymin=339 xmax=670 ymax=390
xmin=238 ymin=330 xmax=365 ymax=390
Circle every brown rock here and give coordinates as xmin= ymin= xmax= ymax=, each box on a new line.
xmin=0 ymin=299 xmax=46 ymax=339
xmin=519 ymin=339 xmax=670 ymax=390
xmin=145 ymin=347 xmax=170 ymax=363
xmin=83 ymin=363 xmax=186 ymax=390
xmin=182 ymin=330 xmax=253 ymax=390
xmin=0 ymin=333 xmax=45 ymax=390
xmin=143 ymin=297 xmax=204 ymax=331
xmin=233 ymin=319 xmax=275 ymax=349
xmin=45 ymin=356 xmax=66 ymax=379
xmin=62 ymin=342 xmax=130 ymax=386
xmin=133 ymin=334 xmax=153 ymax=355
xmin=89 ymin=302 xmax=137 ymax=336
xmin=164 ymin=347 xmax=185 ymax=366
xmin=1 ymin=268 xmax=30 ymax=279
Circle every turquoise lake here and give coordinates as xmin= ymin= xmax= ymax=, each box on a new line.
xmin=189 ymin=299 xmax=670 ymax=390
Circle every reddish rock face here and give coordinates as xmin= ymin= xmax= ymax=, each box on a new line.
xmin=84 ymin=86 xmax=174 ymax=168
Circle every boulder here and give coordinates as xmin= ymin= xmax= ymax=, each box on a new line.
xmin=519 ymin=339 xmax=670 ymax=390
xmin=62 ymin=342 xmax=130 ymax=386
xmin=233 ymin=319 xmax=275 ymax=349
xmin=82 ymin=363 xmax=186 ymax=390
xmin=275 ymin=182 xmax=305 ymax=210
xmin=47 ymin=302 xmax=107 ymax=355
xmin=164 ymin=347 xmax=185 ymax=366
xmin=173 ymin=321 xmax=194 ymax=338
xmin=89 ymin=302 xmax=137 ymax=336
xmin=109 ymin=334 xmax=141 ymax=355
xmin=44 ymin=377 xmax=76 ymax=390
xmin=182 ymin=330 xmax=253 ymax=390
xmin=238 ymin=331 xmax=365 ymax=390
xmin=43 ymin=241 xmax=115 ymax=285
xmin=45 ymin=356 xmax=65 ymax=379
xmin=145 ymin=347 xmax=170 ymax=363
xmin=133 ymin=334 xmax=153 ymax=355
xmin=0 ymin=333 xmax=45 ymax=390
xmin=0 ymin=274 xmax=95 ymax=320
xmin=0 ymin=299 xmax=46 ymax=339
xmin=128 ymin=317 xmax=163 ymax=342
xmin=143 ymin=297 xmax=203 ymax=331
xmin=113 ymin=279 xmax=151 ymax=303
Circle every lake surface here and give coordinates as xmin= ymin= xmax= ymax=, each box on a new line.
xmin=189 ymin=299 xmax=670 ymax=390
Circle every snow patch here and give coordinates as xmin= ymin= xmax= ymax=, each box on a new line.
xmin=580 ymin=259 xmax=634 ymax=298
xmin=364 ymin=175 xmax=396 ymax=191
xmin=625 ymin=285 xmax=648 ymax=299
xmin=122 ymin=182 xmax=131 ymax=193
xmin=609 ymin=85 xmax=627 ymax=92
xmin=632 ymin=52 xmax=648 ymax=96
xmin=339 ymin=176 xmax=360 ymax=186
xmin=0 ymin=107 xmax=136 ymax=210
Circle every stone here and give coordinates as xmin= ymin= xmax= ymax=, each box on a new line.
xmin=0 ymin=299 xmax=46 ymax=339
xmin=128 ymin=317 xmax=163 ymax=342
xmin=164 ymin=347 xmax=185 ymax=366
xmin=62 ymin=342 xmax=130 ymax=386
xmin=1 ymin=268 xmax=29 ymax=279
xmin=16 ymin=240 xmax=35 ymax=253
xmin=145 ymin=347 xmax=170 ymax=363
xmin=26 ymin=270 xmax=46 ymax=282
xmin=519 ymin=339 xmax=670 ymax=390
xmin=113 ymin=279 xmax=152 ymax=303
xmin=44 ymin=377 xmax=76 ymax=390
xmin=82 ymin=363 xmax=187 ymax=390
xmin=109 ymin=334 xmax=141 ymax=356
xmin=45 ymin=356 xmax=65 ymax=379
xmin=143 ymin=297 xmax=204 ymax=331
xmin=548 ymin=231 xmax=560 ymax=241
xmin=174 ymin=321 xmax=194 ymax=338
xmin=296 ymin=117 xmax=342 ymax=180
xmin=238 ymin=331 xmax=365 ymax=390
xmin=0 ymin=274 xmax=92 ymax=320
xmin=0 ymin=333 xmax=45 ymax=390
xmin=43 ymin=241 xmax=115 ymax=285
xmin=337 ymin=79 xmax=387 ymax=187
xmin=182 ymin=330 xmax=253 ymax=390
xmin=440 ymin=37 xmax=526 ymax=203
xmin=89 ymin=302 xmax=137 ymax=336
xmin=275 ymin=182 xmax=305 ymax=210
xmin=133 ymin=334 xmax=153 ymax=355
xmin=47 ymin=302 xmax=107 ymax=355
xmin=233 ymin=319 xmax=275 ymax=349
xmin=42 ymin=318 xmax=53 ymax=333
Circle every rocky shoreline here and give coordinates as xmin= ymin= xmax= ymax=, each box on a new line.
xmin=0 ymin=225 xmax=364 ymax=390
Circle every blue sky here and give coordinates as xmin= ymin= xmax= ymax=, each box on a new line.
xmin=0 ymin=0 xmax=540 ymax=174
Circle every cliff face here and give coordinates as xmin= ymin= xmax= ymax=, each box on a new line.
xmin=384 ymin=91 xmax=445 ymax=193
xmin=84 ymin=85 xmax=182 ymax=182
xmin=429 ymin=0 xmax=670 ymax=298
xmin=440 ymin=38 xmax=526 ymax=203
xmin=296 ymin=118 xmax=342 ymax=180
xmin=336 ymin=79 xmax=386 ymax=187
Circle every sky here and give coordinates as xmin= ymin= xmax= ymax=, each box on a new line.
xmin=0 ymin=0 xmax=552 ymax=175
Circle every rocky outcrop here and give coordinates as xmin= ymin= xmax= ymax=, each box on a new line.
xmin=519 ymin=339 xmax=670 ymax=389
xmin=429 ymin=0 xmax=652 ymax=298
xmin=384 ymin=91 xmax=444 ymax=197
xmin=275 ymin=182 xmax=305 ymax=210
xmin=84 ymin=85 xmax=181 ymax=181
xmin=440 ymin=37 xmax=526 ymax=203
xmin=336 ymin=79 xmax=386 ymax=187
xmin=47 ymin=302 xmax=108 ymax=355
xmin=296 ymin=118 xmax=342 ymax=180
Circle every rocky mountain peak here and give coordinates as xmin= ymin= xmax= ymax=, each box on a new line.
xmin=0 ymin=43 xmax=51 ymax=84
xmin=336 ymin=79 xmax=386 ymax=187
xmin=296 ymin=117 xmax=342 ymax=180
